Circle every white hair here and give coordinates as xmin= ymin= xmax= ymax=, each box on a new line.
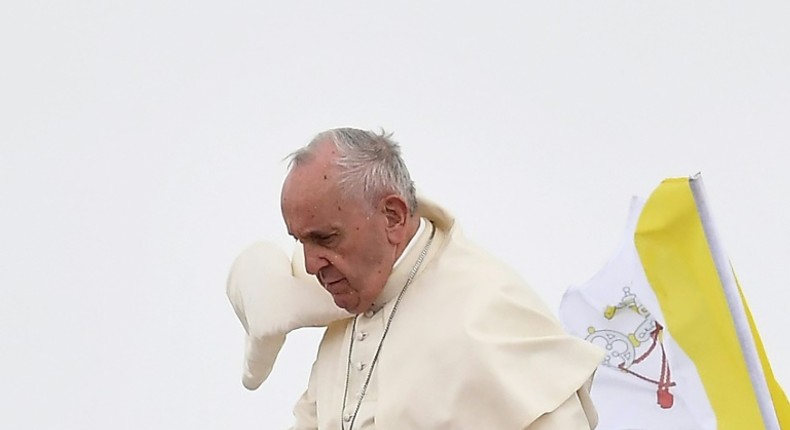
xmin=286 ymin=128 xmax=418 ymax=214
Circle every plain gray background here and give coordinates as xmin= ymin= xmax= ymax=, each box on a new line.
xmin=2 ymin=2 xmax=787 ymax=428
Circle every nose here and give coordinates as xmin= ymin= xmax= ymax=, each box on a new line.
xmin=302 ymin=242 xmax=330 ymax=276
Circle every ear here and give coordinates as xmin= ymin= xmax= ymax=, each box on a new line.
xmin=380 ymin=194 xmax=410 ymax=244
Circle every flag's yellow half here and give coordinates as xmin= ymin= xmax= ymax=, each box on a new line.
xmin=634 ymin=177 xmax=766 ymax=429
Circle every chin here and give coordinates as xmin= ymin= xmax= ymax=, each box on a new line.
xmin=343 ymin=301 xmax=370 ymax=315
xmin=332 ymin=295 xmax=360 ymax=313
xmin=342 ymin=303 xmax=365 ymax=314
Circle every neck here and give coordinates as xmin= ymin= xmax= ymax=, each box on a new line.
xmin=392 ymin=215 xmax=421 ymax=265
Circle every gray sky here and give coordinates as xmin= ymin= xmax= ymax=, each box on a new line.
xmin=1 ymin=1 xmax=788 ymax=428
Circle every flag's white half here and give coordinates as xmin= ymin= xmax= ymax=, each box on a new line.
xmin=560 ymin=176 xmax=789 ymax=430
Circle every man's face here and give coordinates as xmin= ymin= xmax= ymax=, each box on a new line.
xmin=280 ymin=151 xmax=397 ymax=314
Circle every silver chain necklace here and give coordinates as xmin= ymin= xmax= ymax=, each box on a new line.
xmin=340 ymin=222 xmax=436 ymax=430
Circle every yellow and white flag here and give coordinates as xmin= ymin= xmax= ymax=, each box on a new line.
xmin=559 ymin=175 xmax=789 ymax=430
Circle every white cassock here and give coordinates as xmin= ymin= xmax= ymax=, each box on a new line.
xmin=227 ymin=198 xmax=605 ymax=430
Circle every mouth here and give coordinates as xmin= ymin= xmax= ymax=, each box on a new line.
xmin=318 ymin=271 xmax=347 ymax=291
xmin=323 ymin=278 xmax=350 ymax=295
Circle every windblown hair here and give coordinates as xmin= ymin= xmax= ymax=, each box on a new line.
xmin=287 ymin=128 xmax=418 ymax=214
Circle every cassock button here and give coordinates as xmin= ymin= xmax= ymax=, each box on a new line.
xmin=356 ymin=331 xmax=368 ymax=342
xmin=355 ymin=362 xmax=366 ymax=371
xmin=363 ymin=309 xmax=375 ymax=318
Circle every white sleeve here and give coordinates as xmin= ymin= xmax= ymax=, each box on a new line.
xmin=289 ymin=386 xmax=318 ymax=430
xmin=290 ymin=356 xmax=320 ymax=430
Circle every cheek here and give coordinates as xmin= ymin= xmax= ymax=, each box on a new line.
xmin=358 ymin=256 xmax=393 ymax=297
xmin=340 ymin=252 xmax=389 ymax=293
xmin=338 ymin=227 xmax=393 ymax=289
xmin=360 ymin=250 xmax=390 ymax=282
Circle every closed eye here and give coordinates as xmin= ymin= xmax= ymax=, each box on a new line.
xmin=291 ymin=230 xmax=340 ymax=248
xmin=313 ymin=233 xmax=338 ymax=247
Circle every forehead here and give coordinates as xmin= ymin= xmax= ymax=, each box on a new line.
xmin=282 ymin=147 xmax=338 ymax=203
xmin=280 ymin=162 xmax=338 ymax=202
xmin=282 ymin=141 xmax=337 ymax=198
xmin=281 ymin=156 xmax=345 ymax=233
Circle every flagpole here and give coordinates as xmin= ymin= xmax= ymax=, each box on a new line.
xmin=689 ymin=173 xmax=780 ymax=430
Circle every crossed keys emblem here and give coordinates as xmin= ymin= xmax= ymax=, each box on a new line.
xmin=586 ymin=287 xmax=676 ymax=409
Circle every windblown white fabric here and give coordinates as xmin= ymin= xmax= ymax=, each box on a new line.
xmin=226 ymin=241 xmax=349 ymax=390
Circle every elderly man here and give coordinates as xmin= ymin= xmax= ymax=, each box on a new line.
xmin=227 ymin=128 xmax=604 ymax=429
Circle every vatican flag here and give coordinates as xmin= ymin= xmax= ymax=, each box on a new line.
xmin=559 ymin=175 xmax=789 ymax=430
